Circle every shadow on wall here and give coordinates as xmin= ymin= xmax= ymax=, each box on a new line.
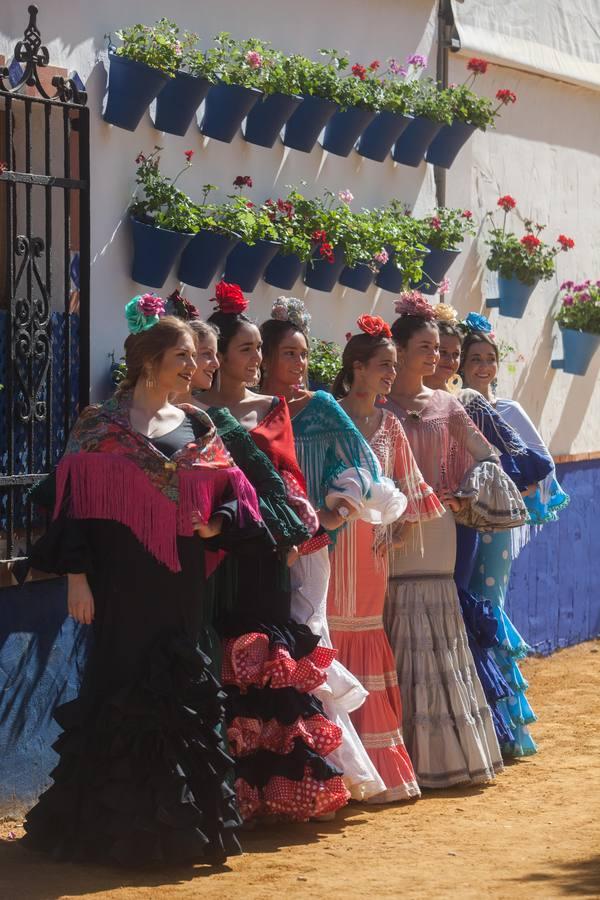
xmin=512 ymin=305 xmax=557 ymax=426
xmin=550 ymin=349 xmax=600 ymax=454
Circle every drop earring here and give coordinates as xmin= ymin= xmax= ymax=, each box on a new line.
xmin=145 ymin=368 xmax=156 ymax=389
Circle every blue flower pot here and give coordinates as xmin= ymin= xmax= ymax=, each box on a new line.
xmin=413 ymin=247 xmax=460 ymax=295
xmin=283 ymin=94 xmax=338 ymax=153
xmin=339 ymin=262 xmax=375 ymax=292
xmin=551 ymin=328 xmax=600 ymax=376
xmin=153 ymin=71 xmax=211 ymax=136
xmin=486 ymin=275 xmax=537 ymax=318
xmin=177 ymin=228 xmax=241 ymax=288
xmin=263 ymin=250 xmax=306 ymax=289
xmin=321 ymin=105 xmax=376 ymax=157
xmin=426 ymin=121 xmax=477 ymax=169
xmin=244 ymin=92 xmax=303 ymax=148
xmin=103 ymin=53 xmax=169 ymax=131
xmin=376 ymin=256 xmax=404 ymax=293
xmin=392 ymin=115 xmax=444 ymax=167
xmin=130 ymin=218 xmax=193 ymax=288
xmin=224 ymin=239 xmax=281 ymax=292
xmin=304 ymin=246 xmax=347 ymax=292
xmin=357 ymin=111 xmax=411 ymax=162
xmin=200 ymin=82 xmax=262 ymax=143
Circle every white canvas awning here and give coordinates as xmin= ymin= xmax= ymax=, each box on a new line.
xmin=450 ymin=0 xmax=600 ymax=90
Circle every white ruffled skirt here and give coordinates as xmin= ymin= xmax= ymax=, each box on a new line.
xmin=291 ymin=548 xmax=386 ymax=800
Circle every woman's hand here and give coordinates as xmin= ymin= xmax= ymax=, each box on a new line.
xmin=194 ymin=513 xmax=225 ymax=539
xmin=67 ymin=573 xmax=94 ymax=625
xmin=286 ymin=546 xmax=300 ymax=567
xmin=318 ymin=501 xmax=355 ymax=531
xmin=440 ymin=493 xmax=466 ymax=514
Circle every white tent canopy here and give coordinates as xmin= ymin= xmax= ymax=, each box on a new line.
xmin=451 ymin=0 xmax=600 ymax=91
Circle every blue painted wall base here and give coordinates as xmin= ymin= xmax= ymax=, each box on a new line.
xmin=0 ymin=459 xmax=598 ymax=812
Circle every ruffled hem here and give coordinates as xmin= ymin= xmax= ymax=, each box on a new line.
xmin=228 ymin=713 xmax=342 ymax=758
xmin=454 ymin=460 xmax=528 ymax=531
xmin=500 ymin=722 xmax=537 ymax=758
xmin=222 ymin=632 xmax=336 ymax=693
xmin=493 ymin=607 xmax=531 ymax=659
xmin=403 ymin=486 xmax=445 ymax=525
xmin=236 ymin=770 xmax=350 ymax=822
xmin=362 ymin=743 xmax=421 ymax=803
xmin=23 ymin=636 xmax=242 ymax=866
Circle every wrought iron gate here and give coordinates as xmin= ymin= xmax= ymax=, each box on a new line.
xmin=0 ymin=5 xmax=90 ymax=564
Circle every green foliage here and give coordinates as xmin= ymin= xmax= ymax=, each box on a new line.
xmin=555 ymin=282 xmax=600 ymax=335
xmin=291 ymin=49 xmax=350 ymax=101
xmin=129 ymin=147 xmax=200 ymax=233
xmin=372 ymin=202 xmax=428 ymax=284
xmin=442 ymin=83 xmax=496 ymax=129
xmin=308 ymin=337 xmax=343 ymax=388
xmin=113 ymin=19 xmax=188 ymax=76
xmin=484 ymin=208 xmax=565 ymax=284
xmin=415 ymin=207 xmax=476 ymax=251
xmin=411 ymin=77 xmax=453 ymax=124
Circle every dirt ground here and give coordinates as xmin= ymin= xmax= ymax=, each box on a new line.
xmin=1 ymin=640 xmax=599 ymax=900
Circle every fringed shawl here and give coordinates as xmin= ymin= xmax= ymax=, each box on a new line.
xmin=250 ymin=397 xmax=307 ymax=492
xmin=291 ymin=391 xmax=381 ymax=510
xmin=54 ymin=393 xmax=261 ymax=573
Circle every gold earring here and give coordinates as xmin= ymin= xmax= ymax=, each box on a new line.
xmin=145 ymin=368 xmax=155 ymax=389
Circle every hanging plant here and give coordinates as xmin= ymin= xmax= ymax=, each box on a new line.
xmin=485 ymin=195 xmax=575 ymax=284
xmin=555 ymin=280 xmax=600 ymax=335
xmin=112 ymin=18 xmax=187 ymax=75
xmin=129 ymin=146 xmax=199 ymax=233
xmin=416 ymin=207 xmax=476 ymax=251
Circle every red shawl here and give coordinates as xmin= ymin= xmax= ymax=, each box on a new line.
xmin=251 ymin=397 xmax=307 ymax=493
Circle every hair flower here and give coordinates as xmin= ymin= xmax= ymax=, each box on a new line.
xmin=357 ymin=314 xmax=392 ymax=338
xmin=211 ymin=281 xmax=249 ymax=315
xmin=271 ymin=296 xmax=311 ymax=332
xmin=463 ymin=311 xmax=493 ymax=334
xmin=167 ymin=289 xmax=200 ymax=320
xmin=434 ymin=302 xmax=459 ymax=324
xmin=394 ymin=290 xmax=436 ymax=320
xmin=125 ymin=294 xmax=165 ymax=334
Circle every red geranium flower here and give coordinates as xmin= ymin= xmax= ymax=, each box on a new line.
xmin=320 ymin=242 xmax=335 ymax=263
xmin=352 ymin=63 xmax=367 ymax=81
xmin=429 ymin=216 xmax=442 ymax=230
xmin=357 ymin=314 xmax=392 ymax=338
xmin=467 ymin=57 xmax=488 ymax=75
xmin=462 ymin=210 xmax=473 ymax=219
xmin=520 ymin=234 xmax=541 ymax=252
xmin=212 ymin=281 xmax=249 ymax=315
xmin=369 ymin=60 xmax=381 ymax=71
xmin=135 ymin=152 xmax=146 ymax=165
xmin=312 ymin=229 xmax=327 ymax=243
xmin=233 ymin=175 xmax=253 ymax=188
xmin=557 ymin=234 xmax=575 ymax=250
xmin=496 ymin=89 xmax=517 ymax=105
xmin=184 ymin=149 xmax=194 ymax=162
xmin=498 ymin=194 xmax=517 ymax=212
xmin=246 ymin=201 xmax=255 ymax=208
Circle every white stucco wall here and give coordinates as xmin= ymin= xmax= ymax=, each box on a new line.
xmin=1 ymin=0 xmax=599 ymax=454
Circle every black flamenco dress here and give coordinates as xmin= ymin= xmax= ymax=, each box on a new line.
xmin=19 ymin=411 xmax=263 ymax=866
xmin=207 ymin=405 xmax=350 ymax=822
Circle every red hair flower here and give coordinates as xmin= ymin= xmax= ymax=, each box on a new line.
xmin=394 ymin=290 xmax=436 ymax=320
xmin=496 ymin=89 xmax=517 ymax=105
xmin=233 ymin=175 xmax=253 ymax=188
xmin=520 ymin=234 xmax=541 ymax=252
xmin=352 ymin=63 xmax=367 ymax=80
xmin=357 ymin=314 xmax=392 ymax=338
xmin=212 ymin=281 xmax=249 ymax=314
xmin=498 ymin=194 xmax=517 ymax=212
xmin=184 ymin=149 xmax=194 ymax=162
xmin=467 ymin=57 xmax=488 ymax=74
xmin=557 ymin=234 xmax=575 ymax=250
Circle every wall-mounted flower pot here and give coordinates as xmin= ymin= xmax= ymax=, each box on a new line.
xmin=244 ymin=92 xmax=303 ymax=148
xmin=304 ymin=246 xmax=347 ymax=292
xmin=103 ymin=53 xmax=169 ymax=131
xmin=263 ymin=250 xmax=306 ymax=289
xmin=338 ymin=262 xmax=375 ymax=292
xmin=376 ymin=246 xmax=430 ymax=293
xmin=425 ymin=121 xmax=477 ymax=169
xmin=153 ymin=71 xmax=211 ymax=136
xmin=551 ymin=328 xmax=600 ymax=376
xmin=392 ymin=115 xmax=444 ymax=167
xmin=486 ymin=275 xmax=537 ymax=318
xmin=413 ymin=247 xmax=460 ymax=295
xmin=357 ymin=111 xmax=411 ymax=162
xmin=320 ymin=106 xmax=376 ymax=157
xmin=130 ymin=218 xmax=193 ymax=288
xmin=224 ymin=239 xmax=281 ymax=292
xmin=200 ymin=82 xmax=262 ymax=143
xmin=283 ymin=94 xmax=338 ymax=153
xmin=177 ymin=229 xmax=241 ymax=289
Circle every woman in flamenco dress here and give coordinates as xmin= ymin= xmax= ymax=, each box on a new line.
xmin=384 ymin=291 xmax=527 ymax=789
xmin=260 ymin=297 xmax=394 ymax=802
xmin=423 ymin=305 xmax=553 ymax=752
xmin=17 ymin=304 xmax=266 ymax=866
xmin=459 ymin=323 xmax=569 ymax=756
xmin=189 ymin=282 xmax=350 ymax=822
xmin=323 ymin=315 xmax=444 ymax=802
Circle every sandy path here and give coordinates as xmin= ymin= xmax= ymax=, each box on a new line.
xmin=1 ymin=641 xmax=599 ymax=900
